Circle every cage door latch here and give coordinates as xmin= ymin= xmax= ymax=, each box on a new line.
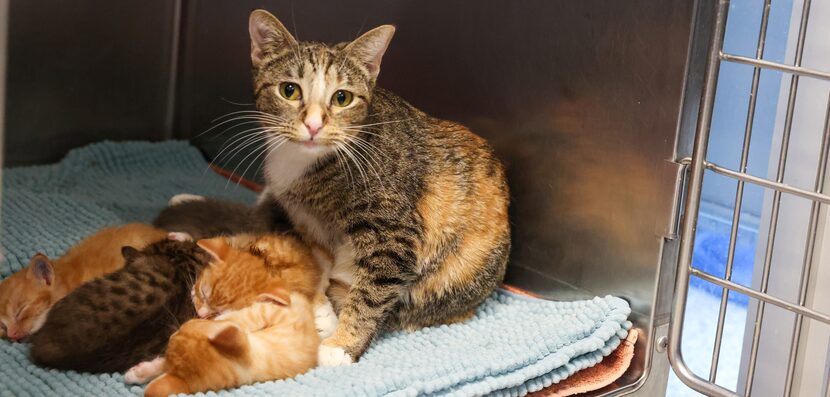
xmin=655 ymin=158 xmax=690 ymax=240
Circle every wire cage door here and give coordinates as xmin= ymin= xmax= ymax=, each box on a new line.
xmin=668 ymin=0 xmax=830 ymax=396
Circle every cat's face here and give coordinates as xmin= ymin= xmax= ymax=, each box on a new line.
xmin=0 ymin=254 xmax=55 ymax=341
xmin=145 ymin=319 xmax=251 ymax=397
xmin=248 ymin=9 xmax=395 ymax=152
xmin=192 ymin=237 xmax=287 ymax=318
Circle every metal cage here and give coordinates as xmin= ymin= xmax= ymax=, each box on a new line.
xmin=669 ymin=0 xmax=830 ymax=396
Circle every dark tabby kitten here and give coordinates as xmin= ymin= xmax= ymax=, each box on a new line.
xmin=247 ymin=10 xmax=511 ymax=366
xmin=152 ymin=196 xmax=288 ymax=240
xmin=29 ymin=239 xmax=210 ymax=373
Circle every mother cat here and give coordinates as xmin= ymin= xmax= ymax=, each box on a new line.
xmin=247 ymin=9 xmax=510 ymax=366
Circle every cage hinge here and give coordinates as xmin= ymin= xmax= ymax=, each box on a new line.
xmin=656 ymin=157 xmax=691 ymax=240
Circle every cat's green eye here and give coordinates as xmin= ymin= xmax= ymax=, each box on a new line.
xmin=332 ymin=90 xmax=354 ymax=107
xmin=279 ymin=82 xmax=301 ymax=101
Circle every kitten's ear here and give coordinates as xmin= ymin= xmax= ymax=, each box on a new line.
xmin=121 ymin=246 xmax=141 ymax=262
xmin=344 ymin=25 xmax=396 ymax=81
xmin=196 ymin=238 xmax=231 ymax=263
xmin=256 ymin=288 xmax=291 ymax=306
xmin=145 ymin=373 xmax=191 ymax=397
xmin=27 ymin=253 xmax=54 ymax=287
xmin=248 ymin=9 xmax=297 ymax=68
xmin=208 ymin=323 xmax=247 ymax=357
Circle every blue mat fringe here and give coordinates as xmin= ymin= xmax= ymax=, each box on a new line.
xmin=0 ymin=141 xmax=631 ymax=396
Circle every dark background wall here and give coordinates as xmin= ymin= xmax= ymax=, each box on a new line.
xmin=4 ymin=0 xmax=178 ymax=166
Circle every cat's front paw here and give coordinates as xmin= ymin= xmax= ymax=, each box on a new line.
xmin=318 ymin=344 xmax=354 ymax=367
xmin=169 ymin=193 xmax=205 ymax=206
xmin=124 ymin=357 xmax=166 ymax=384
xmin=314 ymin=301 xmax=338 ymax=339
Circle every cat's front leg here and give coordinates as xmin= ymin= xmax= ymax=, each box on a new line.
xmin=318 ymin=237 xmax=417 ymax=366
xmin=313 ymin=293 xmax=338 ymax=339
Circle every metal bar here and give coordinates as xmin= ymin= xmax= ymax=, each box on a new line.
xmin=691 ymin=269 xmax=830 ymax=325
xmin=782 ymin=93 xmax=830 ymax=396
xmin=668 ymin=1 xmax=740 ymax=397
xmin=705 ymin=161 xmax=830 ymax=204
xmin=708 ymin=0 xmax=772 ymax=383
xmin=745 ymin=3 xmax=812 ymax=393
xmin=826 ymin=364 xmax=830 ymax=397
xmin=720 ymin=53 xmax=830 ymax=82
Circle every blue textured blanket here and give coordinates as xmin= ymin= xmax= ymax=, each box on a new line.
xmin=0 ymin=141 xmax=631 ymax=396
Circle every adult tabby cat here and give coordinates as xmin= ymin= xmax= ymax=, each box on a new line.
xmin=247 ymin=9 xmax=510 ymax=365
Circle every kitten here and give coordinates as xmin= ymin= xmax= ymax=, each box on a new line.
xmin=0 ymin=223 xmax=167 ymax=341
xmin=127 ymin=292 xmax=319 ymax=396
xmin=190 ymin=234 xmax=338 ymax=338
xmin=247 ymin=10 xmax=510 ymax=366
xmin=28 ymin=239 xmax=211 ymax=373
xmin=153 ymin=196 xmax=290 ymax=240
xmin=123 ymin=234 xmax=336 ymax=385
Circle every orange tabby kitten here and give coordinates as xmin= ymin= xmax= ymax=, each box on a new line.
xmin=190 ymin=234 xmax=338 ymax=337
xmin=141 ymin=293 xmax=319 ymax=396
xmin=0 ymin=223 xmax=167 ymax=341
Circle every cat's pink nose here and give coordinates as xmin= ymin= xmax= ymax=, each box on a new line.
xmin=6 ymin=325 xmax=25 ymax=341
xmin=304 ymin=117 xmax=323 ymax=138
xmin=197 ymin=307 xmax=210 ymax=318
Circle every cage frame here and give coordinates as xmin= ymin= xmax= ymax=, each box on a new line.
xmin=668 ymin=0 xmax=830 ymax=396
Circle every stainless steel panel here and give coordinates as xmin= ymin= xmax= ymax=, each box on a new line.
xmin=3 ymin=0 xmax=178 ymax=166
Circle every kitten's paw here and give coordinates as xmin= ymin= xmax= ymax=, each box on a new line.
xmin=314 ymin=301 xmax=339 ymax=339
xmin=169 ymin=193 xmax=205 ymax=206
xmin=318 ymin=344 xmax=354 ymax=367
xmin=167 ymin=231 xmax=194 ymax=242
xmin=124 ymin=357 xmax=165 ymax=384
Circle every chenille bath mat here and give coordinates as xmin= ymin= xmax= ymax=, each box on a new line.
xmin=0 ymin=141 xmax=631 ymax=396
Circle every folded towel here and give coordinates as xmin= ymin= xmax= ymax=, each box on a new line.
xmin=529 ymin=330 xmax=638 ymax=397
xmin=0 ymin=141 xmax=632 ymax=396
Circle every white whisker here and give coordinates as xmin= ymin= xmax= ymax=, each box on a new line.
xmin=236 ymin=137 xmax=288 ymax=188
xmin=342 ymin=136 xmax=385 ymax=187
xmin=346 ymin=119 xmax=411 ymax=129
xmin=333 ymin=142 xmax=356 ymax=190
xmin=215 ymin=133 xmax=274 ymax=173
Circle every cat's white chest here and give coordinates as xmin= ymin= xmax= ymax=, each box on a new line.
xmin=261 ymin=140 xmax=356 ymax=285
xmin=263 ymin=141 xmax=329 ymax=195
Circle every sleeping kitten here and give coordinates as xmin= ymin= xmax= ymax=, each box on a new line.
xmin=123 ymin=234 xmax=336 ymax=384
xmin=152 ymin=196 xmax=290 ymax=240
xmin=189 ymin=234 xmax=337 ymax=337
xmin=28 ymin=239 xmax=210 ymax=373
xmin=127 ymin=292 xmax=319 ymax=396
xmin=247 ymin=10 xmax=511 ymax=365
xmin=0 ymin=223 xmax=167 ymax=341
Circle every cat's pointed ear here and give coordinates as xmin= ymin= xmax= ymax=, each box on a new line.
xmin=145 ymin=373 xmax=191 ymax=397
xmin=196 ymin=238 xmax=230 ymax=263
xmin=256 ymin=288 xmax=291 ymax=306
xmin=249 ymin=9 xmax=297 ymax=68
xmin=344 ymin=25 xmax=396 ymax=81
xmin=121 ymin=246 xmax=141 ymax=262
xmin=27 ymin=253 xmax=54 ymax=286
xmin=209 ymin=323 xmax=247 ymax=356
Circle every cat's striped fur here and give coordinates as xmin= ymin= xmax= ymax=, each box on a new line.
xmin=248 ymin=10 xmax=510 ymax=364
